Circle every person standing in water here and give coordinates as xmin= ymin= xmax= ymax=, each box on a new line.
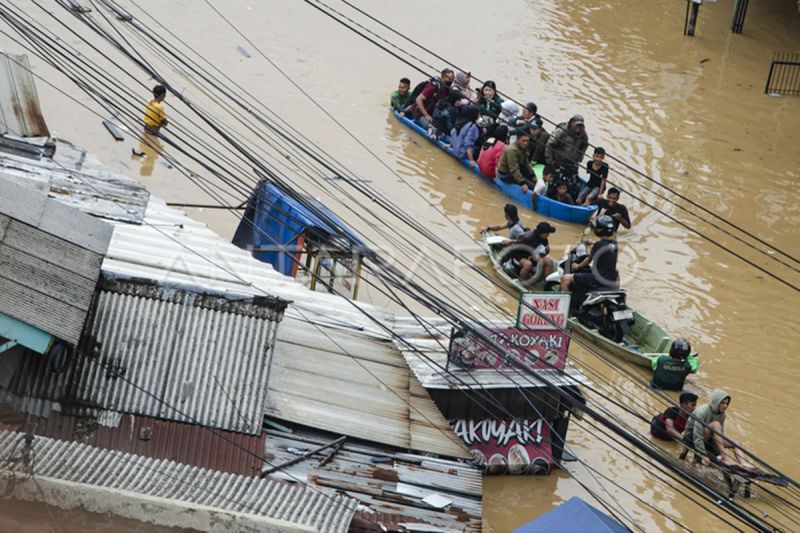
xmin=144 ymin=84 xmax=168 ymax=134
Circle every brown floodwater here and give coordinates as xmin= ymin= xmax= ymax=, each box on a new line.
xmin=5 ymin=0 xmax=800 ymax=531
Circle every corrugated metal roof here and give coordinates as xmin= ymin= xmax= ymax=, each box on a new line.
xmin=3 ymin=135 xmax=472 ymax=459
xmin=30 ymin=411 xmax=266 ymax=477
xmin=264 ymin=429 xmax=482 ymax=532
xmin=393 ymin=317 xmax=591 ymax=390
xmin=5 ymin=279 xmax=286 ymax=435
xmin=0 ymin=54 xmax=49 ymax=137
xmin=0 ymin=141 xmax=150 ymax=223
xmin=0 ymin=429 xmax=356 ymax=532
xmin=0 ymin=176 xmax=112 ymax=346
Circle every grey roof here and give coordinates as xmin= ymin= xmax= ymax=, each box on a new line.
xmin=0 ymin=54 xmax=49 ymax=137
xmin=393 ymin=317 xmax=591 ymax=390
xmin=265 ymin=429 xmax=482 ymax=532
xmin=0 ymin=429 xmax=356 ymax=533
xmin=5 ymin=279 xmax=287 ymax=435
xmin=0 ymin=140 xmax=150 ymax=224
xmin=0 ymin=176 xmax=112 ymax=345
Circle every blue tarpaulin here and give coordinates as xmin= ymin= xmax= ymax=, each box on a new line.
xmin=513 ymin=497 xmax=629 ymax=533
xmin=232 ymin=180 xmax=365 ymax=276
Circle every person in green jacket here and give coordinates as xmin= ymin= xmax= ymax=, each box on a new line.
xmin=496 ymin=134 xmax=535 ymax=191
xmin=650 ymin=339 xmax=699 ymax=390
xmin=682 ymin=388 xmax=757 ymax=471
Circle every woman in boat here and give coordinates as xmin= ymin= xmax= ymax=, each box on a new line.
xmin=477 ymin=124 xmax=509 ymax=179
xmin=477 ymin=80 xmax=503 ymax=122
xmin=453 ymin=70 xmax=477 ymax=103
xmin=480 ymin=203 xmax=526 ymax=239
xmin=449 ymin=104 xmax=481 ymax=168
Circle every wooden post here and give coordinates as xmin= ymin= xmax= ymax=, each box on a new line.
xmin=685 ymin=0 xmax=701 ymax=36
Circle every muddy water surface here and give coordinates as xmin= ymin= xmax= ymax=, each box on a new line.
xmin=7 ymin=0 xmax=800 ymax=531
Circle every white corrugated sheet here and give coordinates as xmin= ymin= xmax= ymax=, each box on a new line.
xmin=0 ymin=430 xmax=356 ymax=533
xmin=393 ymin=317 xmax=591 ymax=390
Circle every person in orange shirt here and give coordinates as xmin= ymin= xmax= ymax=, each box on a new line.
xmin=143 ymin=84 xmax=168 ymax=134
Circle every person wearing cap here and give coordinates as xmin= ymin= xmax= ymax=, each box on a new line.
xmin=546 ymin=114 xmax=589 ymax=198
xmin=502 ymin=221 xmax=557 ymax=280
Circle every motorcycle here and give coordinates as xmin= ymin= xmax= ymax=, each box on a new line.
xmin=543 ymin=241 xmax=634 ymax=343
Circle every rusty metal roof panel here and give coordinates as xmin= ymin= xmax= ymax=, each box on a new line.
xmin=264 ymin=429 xmax=482 ymax=532
xmin=30 ymin=412 xmax=266 ymax=477
xmin=0 ymin=429 xmax=356 ymax=532
xmin=0 ymin=54 xmax=49 ymax=137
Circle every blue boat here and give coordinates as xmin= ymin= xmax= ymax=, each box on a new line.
xmin=394 ymin=111 xmax=596 ymax=224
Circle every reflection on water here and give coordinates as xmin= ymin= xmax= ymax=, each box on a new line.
xmin=132 ymin=131 xmax=163 ymax=177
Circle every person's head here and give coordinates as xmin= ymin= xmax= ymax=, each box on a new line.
xmin=534 ymin=221 xmax=557 ymax=239
xmin=398 ymin=77 xmax=411 ymax=96
xmin=709 ymin=389 xmax=731 ymax=414
xmin=555 ymin=181 xmax=568 ymax=196
xmin=593 ymin=214 xmax=615 ymax=237
xmin=152 ymin=84 xmax=167 ymax=101
xmin=542 ymin=165 xmax=555 ymax=183
xmin=569 ymin=114 xmax=585 ymax=134
xmin=504 ymin=203 xmax=519 ymax=224
xmin=522 ymin=102 xmax=538 ymax=119
xmin=481 ymin=80 xmax=497 ymax=100
xmin=447 ymin=89 xmax=465 ymax=104
xmin=494 ymin=124 xmax=509 ymax=144
xmin=455 ymin=70 xmax=471 ymax=87
xmin=500 ymin=100 xmax=518 ymax=119
xmin=593 ymin=146 xmax=606 ymax=164
xmin=516 ymin=132 xmax=530 ymax=148
xmin=460 ymin=104 xmax=479 ymax=122
xmin=607 ymin=187 xmax=621 ymax=206
xmin=441 ymin=68 xmax=455 ymax=87
xmin=529 ymin=118 xmax=544 ymax=134
xmin=669 ymin=338 xmax=691 ymax=360
xmin=718 ymin=396 xmax=731 ymax=413
xmin=679 ymin=392 xmax=699 ymax=413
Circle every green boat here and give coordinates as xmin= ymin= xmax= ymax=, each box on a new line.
xmin=481 ymin=231 xmax=673 ymax=369
xmin=566 ymin=314 xmax=672 ymax=368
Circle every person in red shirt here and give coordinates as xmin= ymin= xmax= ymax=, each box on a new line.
xmin=477 ymin=125 xmax=509 ymax=178
xmin=409 ymin=69 xmax=455 ymax=128
xmin=650 ymin=393 xmax=698 ymax=441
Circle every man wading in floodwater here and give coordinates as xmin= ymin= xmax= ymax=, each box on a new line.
xmin=133 ymin=84 xmax=168 ymax=177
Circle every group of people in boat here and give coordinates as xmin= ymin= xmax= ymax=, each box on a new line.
xmin=390 ymin=70 xmax=607 ymax=206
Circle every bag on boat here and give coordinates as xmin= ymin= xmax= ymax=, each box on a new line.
xmin=409 ymin=77 xmax=440 ymax=104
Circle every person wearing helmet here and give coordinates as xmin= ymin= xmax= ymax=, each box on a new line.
xmin=560 ymin=214 xmax=619 ymax=292
xmin=650 ymin=339 xmax=700 ymax=391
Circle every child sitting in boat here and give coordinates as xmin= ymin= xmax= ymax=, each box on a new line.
xmin=533 ymin=165 xmax=556 ymax=200
xmin=650 ymin=392 xmax=698 ymax=441
xmin=480 ymin=203 xmax=527 ymax=239
xmin=548 ymin=181 xmax=575 ymax=205
xmin=577 ymin=146 xmax=608 ymax=205
xmin=650 ymin=339 xmax=699 ymax=391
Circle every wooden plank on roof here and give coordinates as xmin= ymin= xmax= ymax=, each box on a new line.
xmin=0 ymin=274 xmax=85 ymax=344
xmin=0 ymin=243 xmax=96 ymax=311
xmin=3 ymin=220 xmax=103 ymax=280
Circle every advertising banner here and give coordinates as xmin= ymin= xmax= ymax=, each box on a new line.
xmin=452 ymin=418 xmax=555 ymax=475
xmin=517 ymin=292 xmax=571 ymax=330
xmin=448 ymin=328 xmax=569 ymax=371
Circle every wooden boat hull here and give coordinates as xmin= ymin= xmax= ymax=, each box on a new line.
xmin=394 ymin=112 xmax=596 ymax=224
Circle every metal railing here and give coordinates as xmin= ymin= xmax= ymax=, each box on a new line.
xmin=765 ymin=52 xmax=800 ymax=96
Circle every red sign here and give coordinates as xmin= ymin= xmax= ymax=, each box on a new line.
xmin=517 ymin=292 xmax=571 ymax=329
xmin=452 ymin=418 xmax=554 ymax=475
xmin=449 ymin=328 xmax=569 ymax=371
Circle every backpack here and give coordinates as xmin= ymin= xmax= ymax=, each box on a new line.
xmin=409 ymin=77 xmax=440 ymax=104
